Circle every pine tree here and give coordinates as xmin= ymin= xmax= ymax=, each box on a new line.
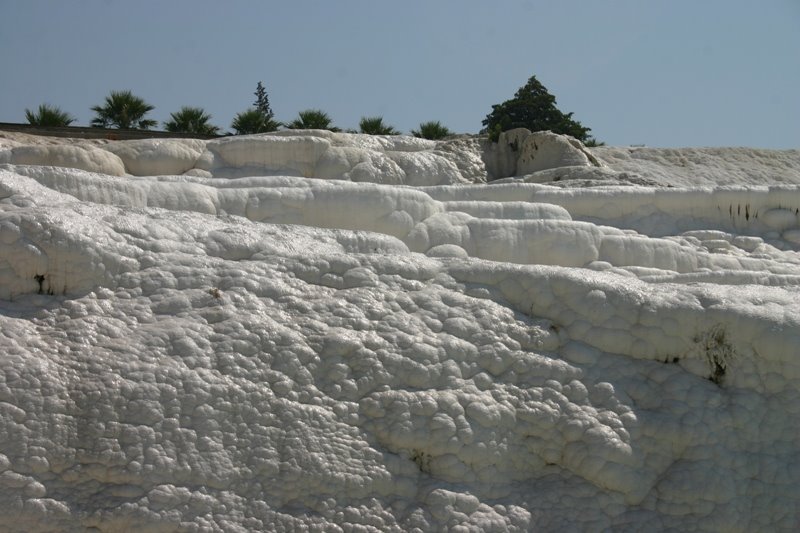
xmin=253 ymin=81 xmax=274 ymax=121
xmin=481 ymin=75 xmax=592 ymax=142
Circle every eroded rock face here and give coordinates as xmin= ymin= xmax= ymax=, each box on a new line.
xmin=482 ymin=128 xmax=601 ymax=179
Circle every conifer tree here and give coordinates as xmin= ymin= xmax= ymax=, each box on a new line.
xmin=253 ymin=81 xmax=274 ymax=121
xmin=481 ymin=75 xmax=591 ymax=142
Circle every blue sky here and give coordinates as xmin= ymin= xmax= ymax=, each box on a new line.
xmin=1 ymin=0 xmax=798 ymax=148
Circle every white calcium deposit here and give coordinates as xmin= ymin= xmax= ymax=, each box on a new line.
xmin=0 ymin=129 xmax=799 ymax=531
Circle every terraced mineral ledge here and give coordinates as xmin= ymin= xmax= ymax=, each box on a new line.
xmin=0 ymin=128 xmax=799 ymax=531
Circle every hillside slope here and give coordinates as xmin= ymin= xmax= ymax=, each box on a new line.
xmin=0 ymin=131 xmax=798 ymax=531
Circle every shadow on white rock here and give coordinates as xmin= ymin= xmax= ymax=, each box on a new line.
xmin=482 ymin=129 xmax=602 ymax=179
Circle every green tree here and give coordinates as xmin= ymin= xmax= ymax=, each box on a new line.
xmin=253 ymin=81 xmax=274 ymax=121
xmin=411 ymin=120 xmax=452 ymax=140
xmin=25 ymin=104 xmax=75 ymax=127
xmin=163 ymin=106 xmax=220 ymax=135
xmin=584 ymin=137 xmax=605 ymax=147
xmin=91 ymin=90 xmax=157 ymax=129
xmin=230 ymin=81 xmax=281 ymax=135
xmin=481 ymin=75 xmax=592 ymax=142
xmin=287 ymin=109 xmax=340 ymax=131
xmin=359 ymin=116 xmax=399 ymax=135
xmin=230 ymin=108 xmax=280 ymax=135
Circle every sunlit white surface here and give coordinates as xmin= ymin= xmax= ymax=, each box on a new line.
xmin=0 ymin=130 xmax=798 ymax=531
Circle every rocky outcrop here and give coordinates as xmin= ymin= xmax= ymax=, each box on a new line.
xmin=482 ymin=128 xmax=601 ymax=179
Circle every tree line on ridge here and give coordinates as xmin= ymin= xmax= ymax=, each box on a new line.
xmin=22 ymin=77 xmax=600 ymax=144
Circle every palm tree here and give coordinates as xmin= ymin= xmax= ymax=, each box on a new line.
xmin=411 ymin=120 xmax=452 ymax=140
xmin=90 ymin=90 xmax=157 ymax=129
xmin=584 ymin=137 xmax=605 ymax=147
xmin=286 ymin=109 xmax=340 ymax=131
xmin=358 ymin=116 xmax=399 ymax=135
xmin=230 ymin=108 xmax=281 ymax=135
xmin=25 ymin=104 xmax=76 ymax=127
xmin=163 ymin=106 xmax=220 ymax=135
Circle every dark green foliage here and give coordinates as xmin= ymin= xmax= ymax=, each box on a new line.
xmin=359 ymin=116 xmax=399 ymax=135
xmin=163 ymin=106 xmax=220 ymax=135
xmin=231 ymin=81 xmax=280 ymax=134
xmin=230 ymin=108 xmax=281 ymax=135
xmin=25 ymin=104 xmax=75 ymax=127
xmin=287 ymin=109 xmax=340 ymax=131
xmin=481 ymin=75 xmax=592 ymax=142
xmin=584 ymin=137 xmax=605 ymax=147
xmin=411 ymin=120 xmax=452 ymax=140
xmin=253 ymin=81 xmax=274 ymax=121
xmin=91 ymin=90 xmax=157 ymax=129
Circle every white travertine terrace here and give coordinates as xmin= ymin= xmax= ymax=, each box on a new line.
xmin=0 ymin=129 xmax=799 ymax=531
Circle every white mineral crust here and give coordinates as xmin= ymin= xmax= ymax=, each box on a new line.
xmin=0 ymin=129 xmax=798 ymax=531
